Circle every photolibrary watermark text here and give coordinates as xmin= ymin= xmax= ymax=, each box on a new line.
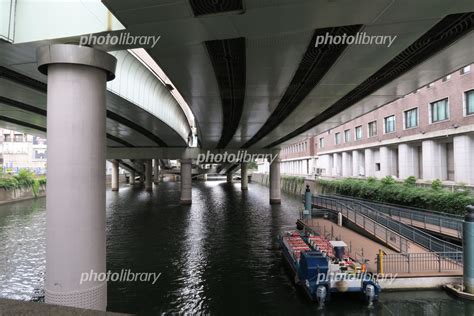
xmin=315 ymin=32 xmax=397 ymax=48
xmin=80 ymin=269 xmax=162 ymax=285
xmin=79 ymin=32 xmax=161 ymax=48
xmin=196 ymin=150 xmax=278 ymax=164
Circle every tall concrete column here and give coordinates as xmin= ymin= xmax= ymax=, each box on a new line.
xmin=380 ymin=146 xmax=398 ymax=178
xmin=227 ymin=173 xmax=233 ymax=183
xmin=37 ymin=44 xmax=116 ymax=310
xmin=269 ymin=151 xmax=281 ymax=204
xmin=351 ymin=151 xmax=359 ymax=177
xmin=454 ymin=135 xmax=474 ymax=185
xmin=111 ymin=159 xmax=119 ymax=191
xmin=145 ymin=159 xmax=153 ymax=191
xmin=241 ymin=163 xmax=248 ymax=190
xmin=398 ymin=143 xmax=419 ymax=180
xmin=364 ymin=148 xmax=375 ymax=177
xmin=180 ymin=159 xmax=192 ymax=204
xmin=130 ymin=171 xmax=136 ymax=185
xmin=341 ymin=152 xmax=352 ymax=177
xmin=333 ymin=153 xmax=342 ymax=176
xmin=153 ymin=159 xmax=160 ymax=184
xmin=317 ymin=154 xmax=332 ymax=176
xmin=422 ymin=140 xmax=447 ymax=181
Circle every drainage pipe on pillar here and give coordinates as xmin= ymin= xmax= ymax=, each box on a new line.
xmin=464 ymin=205 xmax=474 ymax=294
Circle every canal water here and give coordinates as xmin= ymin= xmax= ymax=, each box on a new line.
xmin=0 ymin=181 xmax=473 ymax=315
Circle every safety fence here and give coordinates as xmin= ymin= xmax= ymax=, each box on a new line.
xmin=312 ymin=195 xmax=462 ymax=258
xmin=377 ymin=252 xmax=463 ymax=274
xmin=332 ymin=195 xmax=463 ymax=239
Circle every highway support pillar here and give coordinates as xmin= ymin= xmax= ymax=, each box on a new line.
xmin=130 ymin=171 xmax=136 ymax=185
xmin=241 ymin=163 xmax=248 ymax=190
xmin=180 ymin=159 xmax=192 ymax=204
xmin=153 ymin=159 xmax=160 ymax=184
xmin=464 ymin=205 xmax=474 ymax=293
xmin=227 ymin=173 xmax=233 ymax=183
xmin=37 ymin=44 xmax=116 ymax=311
xmin=269 ymin=150 xmax=281 ymax=204
xmin=111 ymin=159 xmax=119 ymax=191
xmin=145 ymin=159 xmax=153 ymax=191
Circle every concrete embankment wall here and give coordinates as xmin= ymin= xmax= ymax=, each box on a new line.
xmin=0 ymin=185 xmax=47 ymax=205
xmin=105 ymin=174 xmax=127 ymax=185
xmin=251 ymin=172 xmax=317 ymax=195
xmin=0 ymin=175 xmax=128 ymax=204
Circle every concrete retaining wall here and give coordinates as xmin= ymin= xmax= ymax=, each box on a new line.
xmin=251 ymin=172 xmax=317 ymax=195
xmin=105 ymin=174 xmax=127 ymax=185
xmin=0 ymin=185 xmax=46 ymax=205
xmin=0 ymin=174 xmax=128 ymax=204
xmin=379 ymin=276 xmax=462 ymax=290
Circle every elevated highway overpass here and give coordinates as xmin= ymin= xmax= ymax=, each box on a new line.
xmin=0 ymin=0 xmax=473 ymax=311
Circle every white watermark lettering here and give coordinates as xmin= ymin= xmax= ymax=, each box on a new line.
xmin=315 ymin=32 xmax=397 ymax=48
xmin=315 ymin=272 xmax=398 ymax=284
xmin=196 ymin=150 xmax=278 ymax=165
xmin=79 ymin=269 xmax=162 ymax=285
xmin=79 ymin=33 xmax=161 ymax=48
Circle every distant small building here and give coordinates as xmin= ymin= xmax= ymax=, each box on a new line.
xmin=0 ymin=129 xmax=47 ymax=174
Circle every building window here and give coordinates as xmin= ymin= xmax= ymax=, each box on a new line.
xmin=430 ymin=98 xmax=449 ymax=123
xmin=461 ymin=65 xmax=471 ymax=75
xmin=375 ymin=163 xmax=381 ymax=171
xmin=335 ymin=132 xmax=341 ymax=145
xmin=384 ymin=115 xmax=395 ymax=133
xmin=4 ymin=134 xmax=11 ymax=142
xmin=466 ymin=90 xmax=474 ymax=116
xmin=319 ymin=137 xmax=325 ymax=149
xmin=404 ymin=108 xmax=418 ymax=129
xmin=368 ymin=121 xmax=377 ymax=137
xmin=442 ymin=75 xmax=451 ymax=82
xmin=14 ymin=134 xmax=23 ymax=142
xmin=344 ymin=129 xmax=351 ymax=143
xmin=355 ymin=126 xmax=362 ymax=140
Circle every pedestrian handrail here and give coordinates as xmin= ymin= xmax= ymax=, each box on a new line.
xmin=311 ymin=195 xmax=410 ymax=253
xmin=315 ymin=195 xmax=462 ymax=258
xmin=330 ymin=194 xmax=463 ymax=238
xmin=377 ymin=251 xmax=463 ymax=274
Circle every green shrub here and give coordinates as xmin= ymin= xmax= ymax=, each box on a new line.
xmin=367 ymin=177 xmax=377 ymax=184
xmin=281 ymin=176 xmax=305 ymax=194
xmin=0 ymin=169 xmax=46 ymax=193
xmin=317 ymin=177 xmax=474 ymax=215
xmin=431 ymin=179 xmax=443 ymax=191
xmin=381 ymin=176 xmax=396 ymax=185
xmin=404 ymin=176 xmax=417 ymax=187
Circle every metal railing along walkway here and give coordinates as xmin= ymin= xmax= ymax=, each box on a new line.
xmin=313 ymin=195 xmax=462 ymax=259
xmin=331 ymin=195 xmax=463 ymax=239
xmin=310 ymin=196 xmax=410 ymax=253
xmin=378 ymin=252 xmax=463 ymax=274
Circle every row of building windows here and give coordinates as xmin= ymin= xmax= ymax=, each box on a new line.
xmin=283 ymin=141 xmax=308 ymax=154
xmin=319 ymin=89 xmax=474 ymax=148
xmin=3 ymin=134 xmax=25 ymax=142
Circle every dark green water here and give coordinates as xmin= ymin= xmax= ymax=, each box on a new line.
xmin=0 ymin=181 xmax=473 ymax=315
